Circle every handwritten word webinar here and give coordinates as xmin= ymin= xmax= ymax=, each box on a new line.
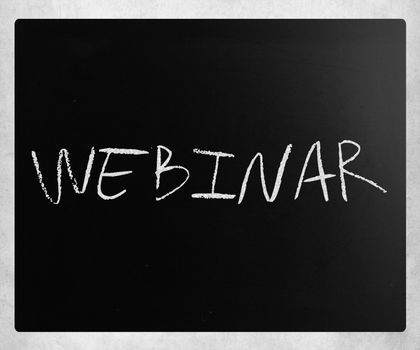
xmin=30 ymin=140 xmax=387 ymax=204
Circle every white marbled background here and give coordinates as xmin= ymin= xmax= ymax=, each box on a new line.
xmin=0 ymin=1 xmax=419 ymax=349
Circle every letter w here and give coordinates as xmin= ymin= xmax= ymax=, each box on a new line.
xmin=31 ymin=148 xmax=95 ymax=204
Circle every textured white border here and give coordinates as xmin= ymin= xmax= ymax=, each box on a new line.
xmin=1 ymin=1 xmax=418 ymax=348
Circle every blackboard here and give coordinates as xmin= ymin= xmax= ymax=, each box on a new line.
xmin=15 ymin=20 xmax=405 ymax=331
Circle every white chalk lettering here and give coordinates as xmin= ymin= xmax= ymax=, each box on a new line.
xmin=294 ymin=141 xmax=336 ymax=201
xmin=238 ymin=145 xmax=292 ymax=204
xmin=156 ymin=145 xmax=190 ymax=201
xmin=31 ymin=141 xmax=388 ymax=204
xmin=191 ymin=148 xmax=236 ymax=199
xmin=338 ymin=140 xmax=387 ymax=201
xmin=31 ymin=147 xmax=95 ymax=204
xmin=97 ymin=148 xmax=148 ymax=200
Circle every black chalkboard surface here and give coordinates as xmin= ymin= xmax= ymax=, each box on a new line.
xmin=15 ymin=20 xmax=405 ymax=331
